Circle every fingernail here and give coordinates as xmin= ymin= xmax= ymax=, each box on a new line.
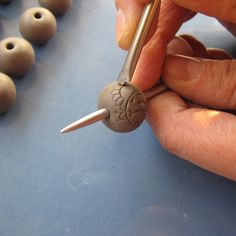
xmin=116 ymin=8 xmax=128 ymax=44
xmin=167 ymin=37 xmax=194 ymax=56
xmin=164 ymin=54 xmax=203 ymax=80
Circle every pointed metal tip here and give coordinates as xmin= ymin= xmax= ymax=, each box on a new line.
xmin=60 ymin=127 xmax=71 ymax=134
xmin=60 ymin=108 xmax=110 ymax=134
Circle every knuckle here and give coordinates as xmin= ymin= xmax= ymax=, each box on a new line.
xmin=157 ymin=118 xmax=183 ymax=155
xmin=203 ymin=60 xmax=236 ymax=109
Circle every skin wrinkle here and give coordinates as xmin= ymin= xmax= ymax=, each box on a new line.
xmin=155 ymin=1 xmax=186 ymax=42
xmin=207 ymin=60 xmax=236 ymax=109
xmin=169 ymin=109 xmax=217 ymax=158
xmin=133 ymin=1 xmax=189 ymax=90
xmin=165 ymin=108 xmax=236 ymax=179
xmin=186 ymin=112 xmax=236 ymax=180
xmin=163 ymin=58 xmax=236 ymax=109
xmin=147 ymin=88 xmax=236 ymax=180
xmin=221 ymin=60 xmax=236 ymax=108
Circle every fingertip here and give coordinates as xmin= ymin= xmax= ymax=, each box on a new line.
xmin=132 ymin=38 xmax=167 ymax=91
xmin=207 ymin=48 xmax=233 ymax=60
xmin=167 ymin=36 xmax=194 ymax=56
xmin=163 ymin=54 xmax=203 ymax=82
xmin=179 ymin=34 xmax=209 ymax=58
xmin=115 ymin=1 xmax=144 ymax=50
xmin=116 ymin=8 xmax=129 ymax=50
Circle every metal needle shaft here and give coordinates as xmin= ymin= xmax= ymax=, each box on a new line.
xmin=60 ymin=108 xmax=109 ymax=133
xmin=117 ymin=0 xmax=161 ymax=84
xmin=60 ymin=85 xmax=168 ymax=133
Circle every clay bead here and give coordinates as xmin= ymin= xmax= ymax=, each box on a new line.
xmin=19 ymin=7 xmax=57 ymax=44
xmin=38 ymin=0 xmax=73 ymax=16
xmin=0 ymin=37 xmax=35 ymax=77
xmin=97 ymin=82 xmax=147 ymax=132
xmin=0 ymin=73 xmax=16 ymax=114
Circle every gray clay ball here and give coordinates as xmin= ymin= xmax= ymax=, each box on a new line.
xmin=38 ymin=0 xmax=73 ymax=16
xmin=19 ymin=7 xmax=57 ymax=44
xmin=97 ymin=81 xmax=147 ymax=132
xmin=0 ymin=73 xmax=16 ymax=114
xmin=0 ymin=37 xmax=35 ymax=77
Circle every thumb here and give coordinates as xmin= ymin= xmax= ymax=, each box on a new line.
xmin=172 ymin=0 xmax=236 ymax=23
xmin=147 ymin=91 xmax=236 ymax=181
xmin=163 ymin=55 xmax=236 ymax=109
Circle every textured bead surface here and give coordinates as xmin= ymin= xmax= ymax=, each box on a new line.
xmin=38 ymin=0 xmax=73 ymax=16
xmin=19 ymin=7 xmax=57 ymax=44
xmin=0 ymin=37 xmax=35 ymax=77
xmin=0 ymin=73 xmax=16 ymax=114
xmin=97 ymin=82 xmax=147 ymax=132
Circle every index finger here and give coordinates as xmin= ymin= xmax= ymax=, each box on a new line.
xmin=132 ymin=0 xmax=190 ymax=90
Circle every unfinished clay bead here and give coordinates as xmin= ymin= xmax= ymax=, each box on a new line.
xmin=97 ymin=82 xmax=147 ymax=132
xmin=19 ymin=7 xmax=57 ymax=44
xmin=0 ymin=37 xmax=35 ymax=77
xmin=38 ymin=0 xmax=73 ymax=16
xmin=0 ymin=73 xmax=16 ymax=114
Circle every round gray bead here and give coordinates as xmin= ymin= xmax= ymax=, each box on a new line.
xmin=0 ymin=37 xmax=35 ymax=77
xmin=97 ymin=82 xmax=147 ymax=132
xmin=19 ymin=7 xmax=57 ymax=45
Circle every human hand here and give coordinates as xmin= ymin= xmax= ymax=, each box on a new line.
xmin=148 ymin=34 xmax=236 ymax=181
xmin=116 ymin=0 xmax=190 ymax=90
xmin=115 ymin=0 xmax=236 ymax=90
xmin=115 ymin=0 xmax=236 ymax=180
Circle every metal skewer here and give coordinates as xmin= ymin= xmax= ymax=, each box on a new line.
xmin=117 ymin=0 xmax=161 ymax=84
xmin=61 ymin=0 xmax=167 ymax=134
xmin=61 ymin=109 xmax=109 ymax=133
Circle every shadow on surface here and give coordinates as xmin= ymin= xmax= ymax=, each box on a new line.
xmin=0 ymin=0 xmax=23 ymax=20
xmin=0 ymin=98 xmax=20 ymax=127
xmin=13 ymin=63 xmax=39 ymax=93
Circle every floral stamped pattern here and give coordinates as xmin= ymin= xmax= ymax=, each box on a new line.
xmin=110 ymin=84 xmax=146 ymax=125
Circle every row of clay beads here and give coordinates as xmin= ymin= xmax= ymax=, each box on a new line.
xmin=0 ymin=37 xmax=35 ymax=114
xmin=0 ymin=0 xmax=73 ymax=113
